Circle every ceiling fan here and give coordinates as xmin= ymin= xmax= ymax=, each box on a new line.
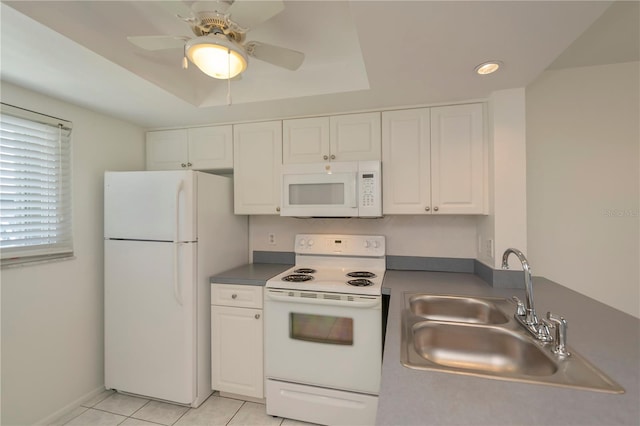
xmin=127 ymin=0 xmax=305 ymax=80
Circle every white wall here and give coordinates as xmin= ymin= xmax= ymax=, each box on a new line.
xmin=250 ymin=215 xmax=478 ymax=260
xmin=477 ymin=88 xmax=528 ymax=269
xmin=0 ymin=82 xmax=145 ymax=425
xmin=526 ymin=61 xmax=640 ymax=318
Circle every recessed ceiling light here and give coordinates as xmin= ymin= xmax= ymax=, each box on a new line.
xmin=474 ymin=61 xmax=502 ymax=75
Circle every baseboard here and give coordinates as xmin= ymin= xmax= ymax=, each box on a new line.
xmin=35 ymin=385 xmax=107 ymax=426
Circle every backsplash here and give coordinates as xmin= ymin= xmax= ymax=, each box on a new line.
xmin=249 ymin=215 xmax=479 ymax=259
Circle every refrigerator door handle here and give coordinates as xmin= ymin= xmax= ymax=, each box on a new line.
xmin=173 ymin=180 xmax=184 ymax=305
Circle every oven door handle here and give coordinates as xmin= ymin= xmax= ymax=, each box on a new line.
xmin=265 ymin=291 xmax=380 ymax=308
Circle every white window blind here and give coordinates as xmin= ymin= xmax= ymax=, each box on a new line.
xmin=0 ymin=103 xmax=73 ymax=265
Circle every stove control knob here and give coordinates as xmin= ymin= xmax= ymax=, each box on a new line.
xmin=298 ymin=238 xmax=306 ymax=247
xmin=373 ymin=241 xmax=380 ymax=248
xmin=307 ymin=239 xmax=314 ymax=246
xmin=363 ymin=241 xmax=371 ymax=248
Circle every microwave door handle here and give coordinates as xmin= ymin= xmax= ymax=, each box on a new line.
xmin=349 ymin=174 xmax=357 ymax=208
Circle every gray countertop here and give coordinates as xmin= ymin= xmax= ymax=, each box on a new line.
xmin=377 ymin=270 xmax=640 ymax=426
xmin=210 ymin=263 xmax=292 ymax=286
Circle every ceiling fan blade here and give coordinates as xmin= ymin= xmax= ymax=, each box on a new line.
xmin=128 ymin=35 xmax=190 ymax=51
xmin=227 ymin=0 xmax=284 ymax=29
xmin=245 ymin=41 xmax=304 ymax=71
xmin=157 ymin=1 xmax=195 ymax=20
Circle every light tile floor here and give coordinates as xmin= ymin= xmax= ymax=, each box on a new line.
xmin=51 ymin=390 xmax=316 ymax=426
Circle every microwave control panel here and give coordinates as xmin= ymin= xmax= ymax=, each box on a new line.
xmin=357 ymin=161 xmax=381 ymax=217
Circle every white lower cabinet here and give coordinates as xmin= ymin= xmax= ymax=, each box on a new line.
xmin=211 ymin=284 xmax=264 ymax=399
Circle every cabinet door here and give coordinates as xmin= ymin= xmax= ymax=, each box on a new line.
xmin=146 ymin=129 xmax=188 ymax=170
xmin=430 ymin=104 xmax=485 ymax=214
xmin=188 ymin=126 xmax=233 ymax=170
xmin=211 ymin=305 xmax=263 ymax=398
xmin=382 ymin=109 xmax=431 ymax=214
xmin=330 ymin=112 xmax=381 ymax=162
xmin=283 ymin=117 xmax=330 ymax=164
xmin=233 ymin=121 xmax=282 ymax=215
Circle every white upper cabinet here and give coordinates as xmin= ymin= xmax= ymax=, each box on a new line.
xmin=188 ymin=126 xmax=233 ymax=170
xmin=146 ymin=126 xmax=233 ymax=171
xmin=382 ymin=108 xmax=431 ymax=214
xmin=430 ymin=104 xmax=485 ymax=214
xmin=330 ymin=112 xmax=381 ymax=162
xmin=146 ymin=129 xmax=189 ymax=170
xmin=382 ymin=104 xmax=485 ymax=215
xmin=233 ymin=121 xmax=282 ymax=215
xmin=283 ymin=112 xmax=381 ymax=163
xmin=282 ymin=117 xmax=329 ymax=164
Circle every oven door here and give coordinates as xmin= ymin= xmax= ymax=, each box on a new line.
xmin=281 ymin=162 xmax=358 ymax=217
xmin=264 ymin=289 xmax=382 ymax=394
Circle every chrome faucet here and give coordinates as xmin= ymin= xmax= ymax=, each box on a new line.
xmin=543 ymin=312 xmax=571 ymax=357
xmin=502 ymin=248 xmax=552 ymax=342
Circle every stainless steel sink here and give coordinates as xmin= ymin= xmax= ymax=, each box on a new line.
xmin=401 ymin=293 xmax=624 ymax=393
xmin=408 ymin=294 xmax=509 ymax=324
xmin=412 ymin=321 xmax=557 ymax=376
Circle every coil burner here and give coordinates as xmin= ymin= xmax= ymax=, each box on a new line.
xmin=346 ymin=271 xmax=377 ymax=279
xmin=347 ymin=279 xmax=374 ymax=287
xmin=282 ymin=274 xmax=314 ymax=283
xmin=294 ymin=268 xmax=317 ymax=274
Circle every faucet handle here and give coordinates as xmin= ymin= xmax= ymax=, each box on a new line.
xmin=511 ymin=296 xmax=526 ymax=316
xmin=546 ymin=312 xmax=571 ymax=357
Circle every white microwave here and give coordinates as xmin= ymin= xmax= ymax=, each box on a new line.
xmin=281 ymin=161 xmax=381 ymax=218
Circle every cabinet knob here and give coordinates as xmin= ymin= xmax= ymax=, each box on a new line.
xmin=231 ymin=294 xmax=238 ymax=299
xmin=255 ymin=314 xmax=261 ymax=320
xmin=323 ymin=155 xmax=328 ymax=160
xmin=425 ymin=206 xmax=430 ymax=212
xmin=434 ymin=206 xmax=439 ymax=212
xmin=181 ymin=163 xmax=187 ymax=168
xmin=187 ymin=162 xmax=192 ymax=167
xmin=276 ymin=207 xmax=281 ymax=212
xmin=330 ymin=154 xmax=336 ymax=160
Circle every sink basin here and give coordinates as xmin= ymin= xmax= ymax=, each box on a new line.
xmin=412 ymin=321 xmax=557 ymax=376
xmin=409 ymin=294 xmax=509 ymax=324
xmin=401 ymin=293 xmax=624 ymax=393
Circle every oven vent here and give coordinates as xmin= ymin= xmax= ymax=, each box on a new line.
xmin=323 ymin=294 xmax=341 ymax=300
xmin=300 ymin=293 xmax=317 ymax=299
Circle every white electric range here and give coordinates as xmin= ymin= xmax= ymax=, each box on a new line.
xmin=264 ymin=234 xmax=385 ymax=426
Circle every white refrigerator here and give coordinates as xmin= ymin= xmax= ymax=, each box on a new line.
xmin=104 ymin=170 xmax=248 ymax=407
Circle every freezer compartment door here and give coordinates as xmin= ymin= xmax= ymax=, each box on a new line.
xmin=105 ymin=171 xmax=196 ymax=242
xmin=105 ymin=239 xmax=196 ymax=404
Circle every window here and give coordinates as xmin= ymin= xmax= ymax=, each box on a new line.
xmin=0 ymin=103 xmax=73 ymax=265
xmin=289 ymin=312 xmax=354 ymax=345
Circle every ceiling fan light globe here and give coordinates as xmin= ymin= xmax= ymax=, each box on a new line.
xmin=186 ymin=36 xmax=248 ymax=79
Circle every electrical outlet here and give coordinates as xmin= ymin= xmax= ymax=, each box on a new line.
xmin=485 ymin=239 xmax=494 ymax=258
xmin=268 ymin=232 xmax=276 ymax=245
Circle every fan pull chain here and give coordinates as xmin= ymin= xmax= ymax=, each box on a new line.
xmin=227 ymin=48 xmax=232 ymax=106
xmin=182 ymin=45 xmax=188 ymax=69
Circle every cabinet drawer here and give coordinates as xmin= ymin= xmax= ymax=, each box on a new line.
xmin=211 ymin=284 xmax=263 ymax=308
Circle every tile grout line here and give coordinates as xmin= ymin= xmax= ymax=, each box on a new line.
xmin=226 ymin=400 xmax=246 ymax=425
xmin=62 ymin=391 xmax=300 ymax=426
xmin=169 ymin=402 xmax=189 ymax=426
